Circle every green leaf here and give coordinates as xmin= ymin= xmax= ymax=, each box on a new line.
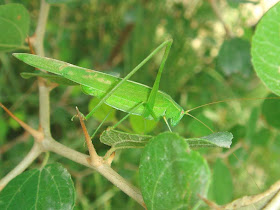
xmin=210 ymin=159 xmax=233 ymax=205
xmin=251 ymin=2 xmax=280 ymax=96
xmin=129 ymin=115 xmax=157 ymax=134
xmin=217 ymin=38 xmax=252 ymax=77
xmin=100 ymin=130 xmax=232 ymax=154
xmin=262 ymin=94 xmax=280 ymax=129
xmin=139 ymin=132 xmax=210 ymax=209
xmin=186 ymin=131 xmax=233 ymax=148
xmin=21 ymin=72 xmax=79 ymax=86
xmin=0 ymin=4 xmax=30 ymax=52
xmin=100 ymin=129 xmax=151 ymax=155
xmin=0 ymin=163 xmax=76 ymax=209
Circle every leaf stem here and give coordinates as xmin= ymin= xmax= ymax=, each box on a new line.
xmin=76 ymin=107 xmax=101 ymax=166
xmin=41 ymin=152 xmax=50 ymax=169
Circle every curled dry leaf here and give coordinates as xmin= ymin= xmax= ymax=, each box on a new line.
xmin=201 ymin=180 xmax=280 ymax=209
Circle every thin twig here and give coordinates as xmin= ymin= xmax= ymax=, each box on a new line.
xmin=105 ymin=23 xmax=134 ymax=68
xmin=0 ymin=103 xmax=43 ymax=140
xmin=76 ymin=107 xmax=102 ymax=166
xmin=34 ymin=0 xmax=50 ymax=57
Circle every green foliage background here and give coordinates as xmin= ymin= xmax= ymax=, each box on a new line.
xmin=1 ymin=0 xmax=280 ymax=209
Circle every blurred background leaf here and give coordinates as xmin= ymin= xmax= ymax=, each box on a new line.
xmin=0 ymin=4 xmax=30 ymax=52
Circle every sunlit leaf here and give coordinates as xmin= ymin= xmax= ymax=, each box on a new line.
xmin=187 ymin=131 xmax=233 ymax=148
xmin=251 ymin=2 xmax=280 ymax=96
xmin=139 ymin=132 xmax=210 ymax=209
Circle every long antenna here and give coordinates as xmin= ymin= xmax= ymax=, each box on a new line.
xmin=186 ymin=97 xmax=280 ymax=113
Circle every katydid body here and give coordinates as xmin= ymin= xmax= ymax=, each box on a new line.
xmin=14 ymin=40 xmax=185 ymax=126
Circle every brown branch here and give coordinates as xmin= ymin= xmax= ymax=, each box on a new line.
xmin=76 ymin=107 xmax=102 ymax=166
xmin=106 ymin=23 xmax=135 ymax=67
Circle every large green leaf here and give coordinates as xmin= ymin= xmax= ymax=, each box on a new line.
xmin=251 ymin=2 xmax=280 ymax=96
xmin=0 ymin=163 xmax=76 ymax=209
xmin=139 ymin=132 xmax=210 ymax=209
xmin=0 ymin=4 xmax=30 ymax=52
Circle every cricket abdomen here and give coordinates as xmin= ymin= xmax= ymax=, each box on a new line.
xmin=81 ymin=79 xmax=182 ymax=121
